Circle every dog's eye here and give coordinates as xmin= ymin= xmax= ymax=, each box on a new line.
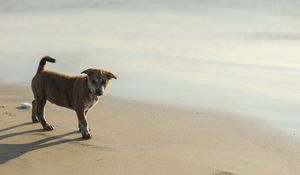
xmin=92 ymin=80 xmax=97 ymax=84
xmin=101 ymin=80 xmax=106 ymax=84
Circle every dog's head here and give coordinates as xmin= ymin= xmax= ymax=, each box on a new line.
xmin=81 ymin=68 xmax=117 ymax=96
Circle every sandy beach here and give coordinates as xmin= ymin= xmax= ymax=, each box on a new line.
xmin=0 ymin=0 xmax=300 ymax=174
xmin=0 ymin=84 xmax=299 ymax=175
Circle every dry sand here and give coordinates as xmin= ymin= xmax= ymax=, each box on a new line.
xmin=0 ymin=84 xmax=300 ymax=175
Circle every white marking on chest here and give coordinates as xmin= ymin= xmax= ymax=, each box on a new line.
xmin=84 ymin=96 xmax=99 ymax=111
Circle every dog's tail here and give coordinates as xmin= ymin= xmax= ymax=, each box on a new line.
xmin=37 ymin=56 xmax=56 ymax=73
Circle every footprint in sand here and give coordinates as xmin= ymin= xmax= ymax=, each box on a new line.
xmin=213 ymin=171 xmax=236 ymax=175
xmin=2 ymin=111 xmax=15 ymax=117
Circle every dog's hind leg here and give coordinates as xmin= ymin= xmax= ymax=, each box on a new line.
xmin=31 ymin=100 xmax=39 ymax=123
xmin=36 ymin=99 xmax=54 ymax=131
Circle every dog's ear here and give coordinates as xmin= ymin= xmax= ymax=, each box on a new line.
xmin=104 ymin=71 xmax=117 ymax=80
xmin=81 ymin=69 xmax=93 ymax=76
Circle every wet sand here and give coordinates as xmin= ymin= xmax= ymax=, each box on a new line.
xmin=0 ymin=84 xmax=300 ymax=175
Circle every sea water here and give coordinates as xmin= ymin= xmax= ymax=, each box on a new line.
xmin=0 ymin=0 xmax=299 ymax=135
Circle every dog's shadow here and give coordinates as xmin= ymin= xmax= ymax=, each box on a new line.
xmin=0 ymin=122 xmax=81 ymax=164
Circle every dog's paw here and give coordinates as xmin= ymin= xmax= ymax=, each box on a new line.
xmin=82 ymin=132 xmax=92 ymax=139
xmin=43 ymin=124 xmax=54 ymax=131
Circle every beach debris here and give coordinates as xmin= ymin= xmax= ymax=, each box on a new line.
xmin=213 ymin=171 xmax=236 ymax=175
xmin=16 ymin=102 xmax=32 ymax=109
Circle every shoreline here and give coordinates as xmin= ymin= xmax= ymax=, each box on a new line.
xmin=1 ymin=82 xmax=299 ymax=142
xmin=1 ymin=82 xmax=300 ymax=142
xmin=1 ymin=83 xmax=300 ymax=174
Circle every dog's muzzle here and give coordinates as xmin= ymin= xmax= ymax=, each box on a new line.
xmin=95 ymin=89 xmax=103 ymax=96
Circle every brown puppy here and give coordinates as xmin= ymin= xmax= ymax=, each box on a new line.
xmin=31 ymin=56 xmax=117 ymax=139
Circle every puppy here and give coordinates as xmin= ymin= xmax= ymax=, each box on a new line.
xmin=31 ymin=56 xmax=117 ymax=139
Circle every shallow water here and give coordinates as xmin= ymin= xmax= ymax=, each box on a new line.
xmin=0 ymin=0 xmax=299 ymax=135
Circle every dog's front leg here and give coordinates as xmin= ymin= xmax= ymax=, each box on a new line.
xmin=76 ymin=109 xmax=91 ymax=139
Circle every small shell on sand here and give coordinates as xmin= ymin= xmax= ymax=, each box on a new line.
xmin=17 ymin=102 xmax=32 ymax=109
